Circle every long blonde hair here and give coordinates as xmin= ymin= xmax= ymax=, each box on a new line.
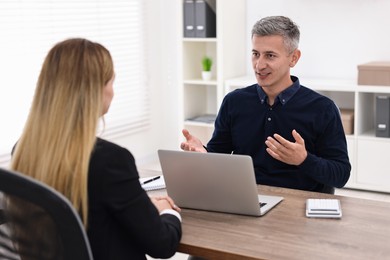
xmin=11 ymin=38 xmax=114 ymax=227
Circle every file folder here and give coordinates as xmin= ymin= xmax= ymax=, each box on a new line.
xmin=376 ymin=95 xmax=390 ymax=137
xmin=183 ymin=0 xmax=195 ymax=37
xmin=194 ymin=0 xmax=216 ymax=38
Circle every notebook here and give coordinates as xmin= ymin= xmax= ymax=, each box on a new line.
xmin=139 ymin=175 xmax=166 ymax=191
xmin=158 ymin=149 xmax=283 ymax=216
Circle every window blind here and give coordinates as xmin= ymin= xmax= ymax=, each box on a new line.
xmin=0 ymin=0 xmax=150 ymax=165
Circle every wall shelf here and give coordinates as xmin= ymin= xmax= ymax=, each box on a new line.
xmin=179 ymin=0 xmax=247 ymax=145
xmin=183 ymin=38 xmax=217 ymax=42
xmin=183 ymin=79 xmax=218 ymax=85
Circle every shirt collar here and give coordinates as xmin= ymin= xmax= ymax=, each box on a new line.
xmin=256 ymin=76 xmax=301 ymax=105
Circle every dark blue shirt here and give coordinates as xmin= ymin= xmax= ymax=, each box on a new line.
xmin=207 ymin=76 xmax=351 ymax=192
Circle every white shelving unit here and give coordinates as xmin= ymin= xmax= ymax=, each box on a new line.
xmin=179 ymin=0 xmax=247 ymax=145
xmin=225 ymin=75 xmax=390 ymax=193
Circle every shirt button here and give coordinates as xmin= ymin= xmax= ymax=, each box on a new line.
xmin=282 ymin=99 xmax=286 ymax=103
xmin=268 ymin=117 xmax=271 ymax=121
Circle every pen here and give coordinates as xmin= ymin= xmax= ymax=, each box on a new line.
xmin=142 ymin=176 xmax=160 ymax=185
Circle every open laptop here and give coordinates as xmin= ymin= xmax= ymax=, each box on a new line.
xmin=158 ymin=149 xmax=283 ymax=216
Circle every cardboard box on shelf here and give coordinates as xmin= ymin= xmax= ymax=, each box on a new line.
xmin=358 ymin=61 xmax=390 ymax=86
xmin=340 ymin=109 xmax=354 ymax=135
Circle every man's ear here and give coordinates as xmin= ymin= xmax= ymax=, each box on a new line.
xmin=289 ymin=49 xmax=301 ymax=68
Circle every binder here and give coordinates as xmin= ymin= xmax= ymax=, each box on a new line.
xmin=183 ymin=0 xmax=195 ymax=37
xmin=376 ymin=96 xmax=390 ymax=137
xmin=194 ymin=0 xmax=216 ymax=38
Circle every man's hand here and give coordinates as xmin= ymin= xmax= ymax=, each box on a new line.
xmin=265 ymin=129 xmax=307 ymax=165
xmin=180 ymin=129 xmax=207 ymax=153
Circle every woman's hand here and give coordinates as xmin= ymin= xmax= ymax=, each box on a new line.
xmin=151 ymin=195 xmax=181 ymax=213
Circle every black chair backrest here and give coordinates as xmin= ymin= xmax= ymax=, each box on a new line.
xmin=0 ymin=167 xmax=93 ymax=260
xmin=320 ymin=185 xmax=335 ymax=195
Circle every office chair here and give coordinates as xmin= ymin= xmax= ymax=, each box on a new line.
xmin=320 ymin=185 xmax=335 ymax=195
xmin=0 ymin=167 xmax=93 ymax=260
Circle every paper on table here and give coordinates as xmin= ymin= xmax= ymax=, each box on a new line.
xmin=139 ymin=175 xmax=166 ymax=191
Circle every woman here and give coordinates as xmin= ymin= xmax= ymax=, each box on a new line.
xmin=11 ymin=38 xmax=181 ymax=259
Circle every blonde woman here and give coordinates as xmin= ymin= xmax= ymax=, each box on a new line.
xmin=11 ymin=38 xmax=182 ymax=259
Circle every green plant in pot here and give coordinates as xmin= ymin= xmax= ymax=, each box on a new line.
xmin=201 ymin=56 xmax=213 ymax=80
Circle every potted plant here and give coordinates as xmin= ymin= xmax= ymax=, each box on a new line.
xmin=201 ymin=56 xmax=213 ymax=80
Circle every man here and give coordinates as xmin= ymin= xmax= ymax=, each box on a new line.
xmin=180 ymin=16 xmax=350 ymax=193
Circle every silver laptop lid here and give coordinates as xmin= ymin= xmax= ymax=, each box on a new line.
xmin=158 ymin=149 xmax=265 ymax=216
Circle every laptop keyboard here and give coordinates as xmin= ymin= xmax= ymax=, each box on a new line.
xmin=260 ymin=202 xmax=267 ymax=208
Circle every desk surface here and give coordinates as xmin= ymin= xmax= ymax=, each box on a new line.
xmin=141 ymin=169 xmax=390 ymax=260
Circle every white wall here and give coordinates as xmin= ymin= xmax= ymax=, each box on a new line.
xmin=245 ymin=0 xmax=390 ymax=80
xmin=111 ymin=1 xmax=181 ymax=167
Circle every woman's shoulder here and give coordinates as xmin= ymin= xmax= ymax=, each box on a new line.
xmin=95 ymin=137 xmax=123 ymax=149
xmin=91 ymin=138 xmax=136 ymax=172
xmin=94 ymin=138 xmax=131 ymax=156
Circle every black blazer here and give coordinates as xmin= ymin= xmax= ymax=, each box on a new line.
xmin=87 ymin=138 xmax=181 ymax=260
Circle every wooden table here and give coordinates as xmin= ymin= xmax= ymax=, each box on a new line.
xmin=141 ymin=169 xmax=390 ymax=259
